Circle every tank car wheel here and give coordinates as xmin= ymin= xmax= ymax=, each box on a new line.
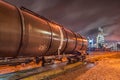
xmin=35 ymin=56 xmax=41 ymax=64
xmin=41 ymin=56 xmax=45 ymax=67
xmin=67 ymin=57 xmax=72 ymax=64
xmin=81 ymin=55 xmax=86 ymax=61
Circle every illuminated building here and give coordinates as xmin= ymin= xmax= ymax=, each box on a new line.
xmin=96 ymin=27 xmax=105 ymax=48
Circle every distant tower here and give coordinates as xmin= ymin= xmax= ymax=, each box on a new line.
xmin=96 ymin=27 xmax=105 ymax=48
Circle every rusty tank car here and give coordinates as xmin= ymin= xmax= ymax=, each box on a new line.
xmin=0 ymin=1 xmax=88 ymax=65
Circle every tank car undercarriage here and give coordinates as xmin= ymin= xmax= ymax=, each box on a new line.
xmin=0 ymin=51 xmax=87 ymax=67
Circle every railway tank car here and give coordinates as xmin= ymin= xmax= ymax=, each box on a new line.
xmin=0 ymin=1 xmax=88 ymax=64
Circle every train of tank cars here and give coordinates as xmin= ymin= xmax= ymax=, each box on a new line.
xmin=0 ymin=1 xmax=88 ymax=66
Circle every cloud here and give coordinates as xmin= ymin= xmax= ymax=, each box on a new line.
xmin=4 ymin=0 xmax=120 ymax=41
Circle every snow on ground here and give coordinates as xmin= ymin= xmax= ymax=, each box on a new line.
xmin=53 ymin=52 xmax=120 ymax=80
xmin=75 ymin=58 xmax=120 ymax=80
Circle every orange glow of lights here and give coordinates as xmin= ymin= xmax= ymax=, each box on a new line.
xmin=0 ymin=61 xmax=42 ymax=75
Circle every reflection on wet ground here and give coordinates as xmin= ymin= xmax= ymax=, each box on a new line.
xmin=86 ymin=62 xmax=95 ymax=68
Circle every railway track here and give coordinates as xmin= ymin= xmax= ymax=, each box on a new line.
xmin=0 ymin=62 xmax=67 ymax=80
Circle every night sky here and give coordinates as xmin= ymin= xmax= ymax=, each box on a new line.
xmin=4 ymin=0 xmax=120 ymax=41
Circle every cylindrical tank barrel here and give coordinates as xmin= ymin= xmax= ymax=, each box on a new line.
xmin=0 ymin=1 xmax=22 ymax=57
xmin=0 ymin=1 xmax=88 ymax=57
